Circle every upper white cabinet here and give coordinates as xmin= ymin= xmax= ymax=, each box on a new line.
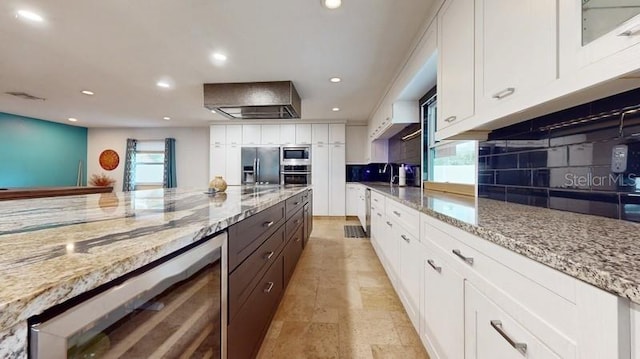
xmin=437 ymin=0 xmax=475 ymax=132
xmin=328 ymin=123 xmax=346 ymax=144
xmin=475 ymin=0 xmax=558 ymax=113
xmin=296 ymin=124 xmax=312 ymax=145
xmin=226 ymin=125 xmax=242 ymax=145
xmin=209 ymin=144 xmax=226 ymax=178
xmin=225 ymin=144 xmax=242 ymax=185
xmin=280 ymin=124 xmax=296 ymax=145
xmin=242 ymin=125 xmax=261 ymax=145
xmin=311 ymin=124 xmax=329 ymax=144
xmin=210 ymin=125 xmax=226 ymax=145
xmin=346 ymin=125 xmax=367 ymax=164
xmin=260 ymin=125 xmax=280 ymax=145
xmin=391 ymin=101 xmax=420 ymax=124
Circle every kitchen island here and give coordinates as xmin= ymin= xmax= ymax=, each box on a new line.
xmin=0 ymin=185 xmax=311 ymax=358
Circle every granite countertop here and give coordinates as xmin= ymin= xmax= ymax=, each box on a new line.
xmin=352 ymin=182 xmax=640 ymax=305
xmin=0 ymin=185 xmax=309 ymax=335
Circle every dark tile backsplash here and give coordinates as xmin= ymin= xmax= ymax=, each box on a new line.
xmin=346 ymin=163 xmax=421 ymax=187
xmin=388 ymin=123 xmax=421 ymax=166
xmin=479 ymin=86 xmax=640 ymax=222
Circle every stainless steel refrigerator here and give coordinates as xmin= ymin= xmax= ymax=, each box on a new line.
xmin=241 ymin=147 xmax=280 ymax=185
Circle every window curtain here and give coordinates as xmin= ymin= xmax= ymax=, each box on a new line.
xmin=164 ymin=138 xmax=177 ymax=188
xmin=122 ymin=138 xmax=137 ymax=191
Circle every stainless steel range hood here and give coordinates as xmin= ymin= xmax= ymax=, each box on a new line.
xmin=203 ymin=81 xmax=301 ymax=120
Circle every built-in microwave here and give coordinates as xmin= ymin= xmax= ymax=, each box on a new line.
xmin=281 ymin=146 xmax=310 ymax=165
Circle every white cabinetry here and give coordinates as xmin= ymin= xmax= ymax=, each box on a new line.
xmin=311 ymin=124 xmax=329 ymax=144
xmin=328 ymin=143 xmax=346 ymax=216
xmin=356 ymin=186 xmax=367 ymax=229
xmin=421 ymin=241 xmax=465 ymax=359
xmin=225 ymin=144 xmax=241 ymax=185
xmin=371 ymin=140 xmax=388 ymax=163
xmin=210 ymin=125 xmax=226 ymax=145
xmin=242 ymin=125 xmax=261 ymax=145
xmin=329 ymin=123 xmax=346 ymax=144
xmin=209 ymin=144 xmax=226 ymax=178
xmin=296 ymin=124 xmax=312 ymax=145
xmin=465 ymin=282 xmax=560 ymax=359
xmin=280 ymin=124 xmax=296 ymax=145
xmin=312 ymin=143 xmax=329 ymax=215
xmin=226 ymin=125 xmax=242 ymax=145
xmin=398 ymin=229 xmax=423 ymax=330
xmin=260 ymin=125 xmax=280 ymax=145
xmin=475 ymin=0 xmax=557 ymax=114
xmin=346 ymin=126 xmax=367 ymax=164
xmin=346 ymin=183 xmax=360 ymax=216
xmin=437 ymin=0 xmax=475 ymax=132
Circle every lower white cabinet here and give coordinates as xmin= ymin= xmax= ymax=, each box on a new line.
xmin=356 ymin=187 xmax=366 ymax=229
xmin=421 ymin=242 xmax=465 ymax=359
xmin=346 ymin=184 xmax=359 ymax=216
xmin=465 ymin=282 xmax=560 ymax=359
xmin=398 ymin=230 xmax=423 ymax=330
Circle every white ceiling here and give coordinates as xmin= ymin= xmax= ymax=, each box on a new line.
xmin=0 ymin=0 xmax=434 ymax=127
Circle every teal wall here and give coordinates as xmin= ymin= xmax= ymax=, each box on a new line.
xmin=0 ymin=112 xmax=87 ymax=188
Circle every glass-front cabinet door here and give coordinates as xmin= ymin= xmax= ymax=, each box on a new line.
xmin=582 ymin=0 xmax=640 ymax=45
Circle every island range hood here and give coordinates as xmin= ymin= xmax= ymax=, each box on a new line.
xmin=203 ymin=81 xmax=301 ymax=120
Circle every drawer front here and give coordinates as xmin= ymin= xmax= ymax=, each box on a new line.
xmin=303 ymin=202 xmax=311 ymax=246
xmin=228 ymin=202 xmax=285 ymax=271
xmin=283 ymin=225 xmax=305 ymax=288
xmin=285 ymin=207 xmax=304 ymax=241
xmin=465 ymin=281 xmax=574 ymax=359
xmin=229 ymin=225 xmax=285 ymax=322
xmin=286 ymin=191 xmax=306 ymax=217
xmin=371 ymin=191 xmax=386 ymax=207
xmin=228 ymin=255 xmax=284 ymax=359
xmin=421 ymin=215 xmax=577 ymax=342
xmin=386 ymin=199 xmax=419 ymax=235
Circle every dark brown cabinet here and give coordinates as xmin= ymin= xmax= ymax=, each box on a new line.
xmin=226 ymin=189 xmax=312 ymax=359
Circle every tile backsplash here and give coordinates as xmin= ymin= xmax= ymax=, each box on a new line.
xmin=479 ymin=86 xmax=640 ymax=222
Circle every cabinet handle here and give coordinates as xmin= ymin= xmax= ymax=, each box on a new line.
xmin=293 ymin=202 xmax=300 ymax=205
xmin=386 ymin=221 xmax=393 ymax=227
xmin=401 ymin=234 xmax=410 ymax=243
xmin=444 ymin=116 xmax=457 ymax=123
xmin=264 ymin=282 xmax=275 ymax=294
xmin=427 ymin=259 xmax=441 ymax=273
xmin=374 ymin=199 xmax=378 ymax=202
xmin=492 ymin=87 xmax=516 ymax=100
xmin=452 ymin=249 xmax=474 ymax=265
xmin=295 ymin=236 xmax=302 ymax=242
xmin=296 ymin=219 xmax=302 ymax=225
xmin=264 ymin=251 xmax=275 ymax=260
xmin=490 ymin=320 xmax=527 ymax=354
xmin=393 ymin=210 xmax=401 ymax=217
xmin=377 ymin=213 xmax=382 ymax=217
xmin=619 ymin=23 xmax=640 ymax=36
xmin=264 ymin=221 xmax=275 ymax=228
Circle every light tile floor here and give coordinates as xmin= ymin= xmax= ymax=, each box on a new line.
xmin=257 ymin=218 xmax=430 ymax=359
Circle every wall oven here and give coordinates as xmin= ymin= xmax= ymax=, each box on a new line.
xmin=29 ymin=233 xmax=227 ymax=359
xmin=281 ymin=165 xmax=311 ymax=185
xmin=281 ymin=146 xmax=310 ymax=165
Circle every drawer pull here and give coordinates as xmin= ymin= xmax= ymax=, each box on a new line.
xmin=296 ymin=219 xmax=302 ymax=225
xmin=393 ymin=210 xmax=401 ymax=217
xmin=490 ymin=320 xmax=527 ymax=354
xmin=427 ymin=259 xmax=441 ymax=273
xmin=264 ymin=221 xmax=275 ymax=228
xmin=492 ymin=87 xmax=516 ymax=100
xmin=452 ymin=249 xmax=474 ymax=265
xmin=444 ymin=116 xmax=457 ymax=123
xmin=386 ymin=221 xmax=393 ymax=227
xmin=374 ymin=198 xmax=378 ymax=202
xmin=377 ymin=213 xmax=382 ymax=217
xmin=295 ymin=236 xmax=302 ymax=243
xmin=293 ymin=202 xmax=300 ymax=206
xmin=264 ymin=251 xmax=275 ymax=260
xmin=264 ymin=282 xmax=275 ymax=294
xmin=401 ymin=234 xmax=410 ymax=243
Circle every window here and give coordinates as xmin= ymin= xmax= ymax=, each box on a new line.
xmin=134 ymin=140 xmax=165 ymax=190
xmin=421 ymin=89 xmax=477 ymax=185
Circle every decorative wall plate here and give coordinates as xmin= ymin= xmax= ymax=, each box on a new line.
xmin=99 ymin=149 xmax=120 ymax=171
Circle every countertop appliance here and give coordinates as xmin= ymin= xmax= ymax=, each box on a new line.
xmin=242 ymin=147 xmax=280 ymax=185
xmin=29 ymin=233 xmax=226 ymax=359
xmin=281 ymin=146 xmax=310 ymax=165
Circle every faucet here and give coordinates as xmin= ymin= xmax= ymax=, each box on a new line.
xmin=382 ymin=163 xmax=396 ymax=186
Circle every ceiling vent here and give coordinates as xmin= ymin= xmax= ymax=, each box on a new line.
xmin=5 ymin=92 xmax=46 ymax=101
xmin=203 ymin=81 xmax=301 ymax=120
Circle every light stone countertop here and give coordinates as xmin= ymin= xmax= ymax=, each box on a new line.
xmin=0 ymin=185 xmax=309 ymax=357
xmin=352 ymin=182 xmax=640 ymax=305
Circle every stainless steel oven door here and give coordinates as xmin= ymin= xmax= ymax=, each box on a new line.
xmin=29 ymin=233 xmax=227 ymax=359
xmin=281 ymin=146 xmax=310 ymax=166
xmin=281 ymin=172 xmax=311 ymax=185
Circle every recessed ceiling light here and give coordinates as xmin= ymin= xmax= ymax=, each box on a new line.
xmin=16 ymin=10 xmax=43 ymax=22
xmin=156 ymin=81 xmax=171 ymax=89
xmin=81 ymin=90 xmax=94 ymax=96
xmin=163 ymin=116 xmax=171 ymax=121
xmin=213 ymin=53 xmax=227 ymax=61
xmin=330 ymin=77 xmax=342 ymax=83
xmin=322 ymin=0 xmax=342 ymax=9
xmin=68 ymin=118 xmax=78 ymax=122
xmin=332 ymin=107 xmax=340 ymax=112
